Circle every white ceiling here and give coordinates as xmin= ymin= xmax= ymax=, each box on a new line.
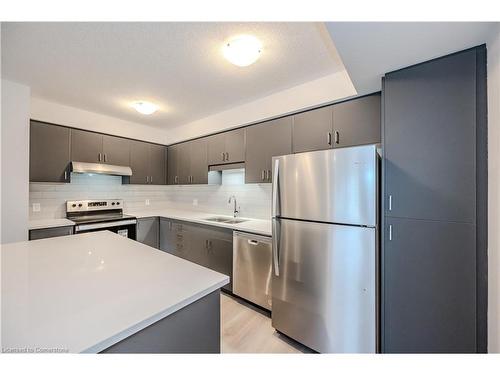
xmin=326 ymin=22 xmax=498 ymax=95
xmin=1 ymin=22 xmax=345 ymax=128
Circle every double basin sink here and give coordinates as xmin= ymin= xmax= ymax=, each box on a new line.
xmin=204 ymin=216 xmax=248 ymax=225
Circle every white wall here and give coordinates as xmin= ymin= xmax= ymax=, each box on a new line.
xmin=488 ymin=24 xmax=500 ymax=353
xmin=167 ymin=70 xmax=356 ymax=143
xmin=31 ymin=97 xmax=169 ymax=144
xmin=1 ymin=79 xmax=30 ymax=243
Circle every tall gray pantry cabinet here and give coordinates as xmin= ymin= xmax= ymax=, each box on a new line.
xmin=382 ymin=45 xmax=487 ymax=353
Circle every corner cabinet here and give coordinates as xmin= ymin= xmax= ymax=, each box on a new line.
xmin=30 ymin=120 xmax=71 ymax=183
xmin=245 ymin=116 xmax=292 ymax=183
xmin=159 ymin=218 xmax=233 ymax=292
xmin=382 ymin=46 xmax=486 ymax=353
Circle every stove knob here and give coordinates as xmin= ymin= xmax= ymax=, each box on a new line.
xmin=116 ymin=202 xmax=120 ymax=206
xmin=111 ymin=202 xmax=115 ymax=206
xmin=72 ymin=204 xmax=76 ymax=208
xmin=78 ymin=204 xmax=83 ymax=207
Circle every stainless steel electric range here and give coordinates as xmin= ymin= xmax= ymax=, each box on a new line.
xmin=66 ymin=199 xmax=137 ymax=240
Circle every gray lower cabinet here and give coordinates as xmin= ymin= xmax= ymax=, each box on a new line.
xmin=29 ymin=226 xmax=74 ymax=240
xmin=137 ymin=217 xmax=159 ymax=249
xmin=383 ymin=217 xmax=476 ymax=353
xmin=159 ymin=218 xmax=232 ymax=292
xmin=333 ymin=93 xmax=381 ymax=148
xmin=245 ymin=116 xmax=292 ymax=183
xmin=30 ymin=120 xmax=71 ymax=183
xmin=129 ymin=140 xmax=166 ymax=185
xmin=292 ymin=105 xmax=333 ymax=153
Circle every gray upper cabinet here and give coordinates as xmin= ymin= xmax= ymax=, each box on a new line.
xmin=129 ymin=140 xmax=166 ymax=185
xmin=149 ymin=143 xmax=166 ymax=185
xmin=71 ymin=129 xmax=103 ymax=163
xmin=207 ymin=128 xmax=245 ymax=165
xmin=207 ymin=133 xmax=226 ymax=165
xmin=224 ymin=128 xmax=245 ymax=163
xmin=168 ymin=140 xmax=207 ymax=185
xmin=72 ymin=129 xmax=132 ymax=166
xmin=384 ymin=49 xmax=476 ymax=223
xmin=332 ymin=94 xmax=381 ymax=148
xmin=292 ymin=105 xmax=333 ymax=153
xmin=245 ymin=116 xmax=292 ymax=183
xmin=189 ymin=138 xmax=208 ymax=184
xmin=30 ymin=121 xmax=71 ymax=183
xmin=102 ymin=134 xmax=130 ymax=166
xmin=167 ymin=144 xmax=180 ymax=184
xmin=129 ymin=140 xmax=150 ymax=184
xmin=383 ymin=217 xmax=476 ymax=353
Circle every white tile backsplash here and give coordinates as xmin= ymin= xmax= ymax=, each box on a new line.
xmin=29 ymin=171 xmax=272 ymax=220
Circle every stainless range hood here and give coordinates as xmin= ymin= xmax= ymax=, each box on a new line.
xmin=71 ymin=161 xmax=132 ymax=176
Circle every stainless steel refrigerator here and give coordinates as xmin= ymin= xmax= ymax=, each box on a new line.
xmin=271 ymin=144 xmax=378 ymax=353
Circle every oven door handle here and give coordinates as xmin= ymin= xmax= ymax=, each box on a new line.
xmin=75 ymin=219 xmax=137 ymax=232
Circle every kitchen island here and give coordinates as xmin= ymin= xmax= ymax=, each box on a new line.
xmin=1 ymin=231 xmax=229 ymax=353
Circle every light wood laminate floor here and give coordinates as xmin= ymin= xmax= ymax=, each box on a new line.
xmin=221 ymin=292 xmax=313 ymax=353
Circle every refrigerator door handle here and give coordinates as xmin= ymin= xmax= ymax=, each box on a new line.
xmin=272 ymin=158 xmax=280 ymax=218
xmin=272 ymin=218 xmax=280 ymax=276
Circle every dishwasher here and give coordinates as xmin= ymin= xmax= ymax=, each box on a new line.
xmin=233 ymin=231 xmax=273 ymax=310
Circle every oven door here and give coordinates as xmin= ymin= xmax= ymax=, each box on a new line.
xmin=74 ymin=219 xmax=137 ymax=240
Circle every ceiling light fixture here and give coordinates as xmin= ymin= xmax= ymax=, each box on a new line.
xmin=131 ymin=101 xmax=158 ymax=115
xmin=223 ymin=35 xmax=262 ymax=67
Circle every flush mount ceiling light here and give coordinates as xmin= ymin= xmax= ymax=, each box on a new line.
xmin=223 ymin=35 xmax=262 ymax=67
xmin=131 ymin=101 xmax=158 ymax=115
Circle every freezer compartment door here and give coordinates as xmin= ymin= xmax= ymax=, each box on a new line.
xmin=272 ymin=218 xmax=376 ymax=353
xmin=272 ymin=145 xmax=377 ymax=226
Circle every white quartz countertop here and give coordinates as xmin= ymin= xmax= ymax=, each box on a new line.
xmin=28 ymin=218 xmax=75 ymax=230
xmin=1 ymin=231 xmax=229 ymax=353
xmin=127 ymin=208 xmax=272 ymax=237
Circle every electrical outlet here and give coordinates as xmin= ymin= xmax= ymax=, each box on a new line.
xmin=145 ymin=199 xmax=150 ymax=206
xmin=192 ymin=199 xmax=198 ymax=206
xmin=32 ymin=203 xmax=41 ymax=212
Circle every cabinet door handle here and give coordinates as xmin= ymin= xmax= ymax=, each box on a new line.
xmin=174 ymin=176 xmax=178 ymax=184
xmin=327 ymin=132 xmax=332 ymax=145
xmin=146 ymin=176 xmax=149 ymax=183
xmin=104 ymin=153 xmax=107 ymax=163
xmin=64 ymin=171 xmax=67 ymax=181
xmin=150 ymin=176 xmax=153 ymax=184
xmin=334 ymin=131 xmax=340 ymax=144
xmin=221 ymin=152 xmax=225 ymax=161
xmin=226 ymin=152 xmax=229 ymax=161
xmin=98 ymin=153 xmax=102 ymax=162
xmin=261 ymin=170 xmax=265 ymax=181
